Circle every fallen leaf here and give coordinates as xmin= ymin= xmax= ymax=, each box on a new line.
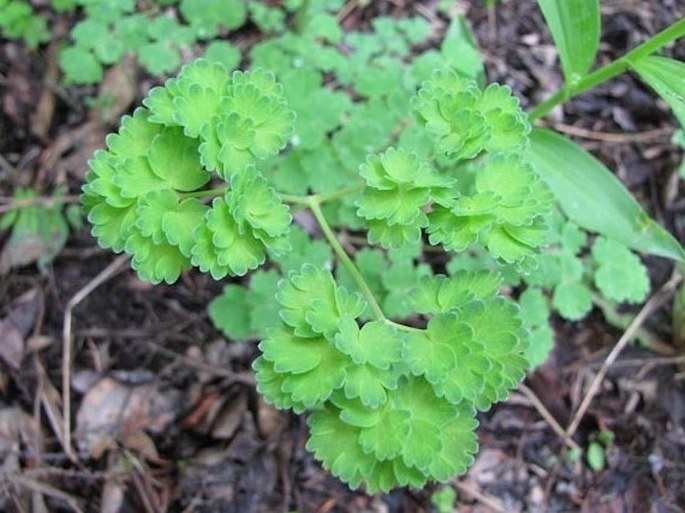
xmin=75 ymin=377 xmax=182 ymax=459
xmin=0 ymin=288 xmax=41 ymax=369
xmin=0 ymin=320 xmax=24 ymax=369
xmin=211 ymin=391 xmax=247 ymax=440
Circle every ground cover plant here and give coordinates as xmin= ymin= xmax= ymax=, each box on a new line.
xmin=81 ymin=0 xmax=685 ymax=494
xmin=2 ymin=0 xmax=685 ymax=510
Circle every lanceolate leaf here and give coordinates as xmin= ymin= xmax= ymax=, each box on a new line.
xmin=537 ymin=0 xmax=601 ymax=85
xmin=527 ymin=128 xmax=685 ymax=261
xmin=630 ymin=56 xmax=685 ymax=127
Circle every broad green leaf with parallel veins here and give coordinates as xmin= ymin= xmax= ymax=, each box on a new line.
xmin=631 ymin=56 xmax=685 ymax=127
xmin=527 ymin=128 xmax=685 ymax=261
xmin=537 ymin=0 xmax=600 ymax=84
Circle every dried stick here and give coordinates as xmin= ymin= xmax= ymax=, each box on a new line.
xmin=565 ymin=271 xmax=682 ymax=439
xmin=518 ymin=383 xmax=581 ymax=452
xmin=61 ymin=254 xmax=130 ymax=461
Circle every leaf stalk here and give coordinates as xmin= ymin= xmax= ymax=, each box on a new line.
xmin=529 ymin=18 xmax=685 ymax=121
xmin=306 ymin=197 xmax=386 ymax=321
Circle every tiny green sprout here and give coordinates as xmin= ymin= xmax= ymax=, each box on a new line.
xmin=431 ymin=485 xmax=457 ymax=513
xmin=586 ymin=430 xmax=615 ymax=472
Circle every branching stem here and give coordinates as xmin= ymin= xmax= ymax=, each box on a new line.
xmin=529 ymin=18 xmax=685 ymax=121
xmin=306 ymin=197 xmax=386 ymax=321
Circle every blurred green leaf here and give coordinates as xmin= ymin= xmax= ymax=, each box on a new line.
xmin=527 ymin=128 xmax=685 ymax=261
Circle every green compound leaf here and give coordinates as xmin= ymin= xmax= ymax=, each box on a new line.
xmin=271 ymin=225 xmax=332 ymax=273
xmin=223 ymin=69 xmax=295 ymax=159
xmin=403 ymin=328 xmax=458 ymax=384
xmin=277 ymin=264 xmax=366 ymax=339
xmin=59 ymin=46 xmax=103 ymax=85
xmin=180 ymin=0 xmax=247 ymax=38
xmin=427 ymin=153 xmax=553 ymax=264
xmin=136 ymin=189 xmax=178 ymax=244
xmin=161 ymin=198 xmax=208 ymax=257
xmin=591 ymin=237 xmax=649 ymax=304
xmin=260 ymin=325 xmax=334 ymax=374
xmin=114 ymin=156 xmax=168 ymax=198
xmin=334 ymin=317 xmax=404 ymax=369
xmin=427 ymin=297 xmax=528 ymax=410
xmin=147 ymin=128 xmax=210 ymax=191
xmin=355 ymin=405 xmax=411 ymax=458
xmin=208 ymin=284 xmax=252 ymax=341
xmin=342 ymin=364 xmax=399 ymax=408
xmin=253 ymin=356 xmax=308 ymax=413
xmin=85 ymin=200 xmax=136 ymax=252
xmin=85 ymin=151 xmax=133 ymax=209
xmin=553 ymin=280 xmax=593 ymax=321
xmin=137 ymin=41 xmax=180 ymax=76
xmin=537 ymin=0 xmax=601 ymax=84
xmin=125 ymin=225 xmax=191 ymax=284
xmin=518 ymin=287 xmax=554 ymax=368
xmin=408 ymin=271 xmax=501 ymax=315
xmin=227 ymin=172 xmax=291 ymax=244
xmin=306 ymin=406 xmax=377 ymax=490
xmin=414 ymin=69 xmax=531 ymax=160
xmin=201 ymin=197 xmax=266 ymax=276
xmin=357 ymin=148 xmax=450 ymax=249
xmin=478 ymin=83 xmax=531 ymax=152
xmin=71 ymin=18 xmax=108 ymax=49
xmin=106 ymin=108 xmax=163 ymax=158
xmin=204 ymin=41 xmax=241 ymax=70
xmin=281 ymin=68 xmax=352 ymax=150
xmin=527 ymin=128 xmax=685 ymax=261
xmin=280 ymin=349 xmax=349 ymax=408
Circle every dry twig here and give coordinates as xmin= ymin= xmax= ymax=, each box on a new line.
xmin=518 ymin=383 xmax=581 ymax=452
xmin=61 ymin=254 xmax=130 ymax=461
xmin=565 ymin=270 xmax=682 ymax=439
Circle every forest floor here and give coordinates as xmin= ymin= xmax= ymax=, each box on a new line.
xmin=1 ymin=1 xmax=685 ymax=512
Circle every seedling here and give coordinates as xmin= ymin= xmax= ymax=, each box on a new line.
xmin=82 ymin=0 xmax=685 ymax=494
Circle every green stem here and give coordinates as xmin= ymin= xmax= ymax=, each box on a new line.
xmin=280 ymin=185 xmax=364 ymax=206
xmin=311 ymin=185 xmax=365 ymax=204
xmin=307 ymin=197 xmax=386 ymax=321
xmin=529 ymin=18 xmax=685 ymax=121
xmin=179 ymin=187 xmax=228 ymax=200
xmin=387 ymin=320 xmax=424 ymax=334
xmin=278 ymin=193 xmax=311 ymax=206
